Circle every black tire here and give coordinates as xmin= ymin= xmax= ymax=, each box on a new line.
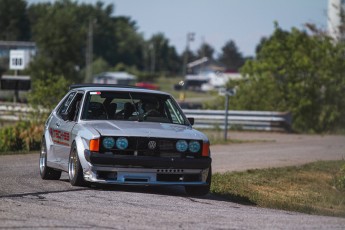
xmin=39 ymin=138 xmax=62 ymax=180
xmin=68 ymin=143 xmax=86 ymax=186
xmin=185 ymin=167 xmax=212 ymax=196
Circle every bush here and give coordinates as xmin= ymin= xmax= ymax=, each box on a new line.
xmin=0 ymin=120 xmax=43 ymax=153
xmin=0 ymin=124 xmax=23 ymax=152
xmin=28 ymin=73 xmax=70 ymax=110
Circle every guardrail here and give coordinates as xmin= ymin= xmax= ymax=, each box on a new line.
xmin=0 ymin=102 xmax=32 ymax=121
xmin=0 ymin=103 xmax=48 ymax=122
xmin=0 ymin=103 xmax=292 ymax=132
xmin=183 ymin=109 xmax=292 ymax=132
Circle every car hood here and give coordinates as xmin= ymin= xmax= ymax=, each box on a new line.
xmin=82 ymin=120 xmax=208 ymax=141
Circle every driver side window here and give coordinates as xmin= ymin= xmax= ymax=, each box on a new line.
xmin=57 ymin=92 xmax=76 ymax=117
xmin=57 ymin=92 xmax=84 ymax=121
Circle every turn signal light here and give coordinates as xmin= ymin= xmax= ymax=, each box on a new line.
xmin=201 ymin=142 xmax=210 ymax=157
xmin=90 ymin=139 xmax=100 ymax=152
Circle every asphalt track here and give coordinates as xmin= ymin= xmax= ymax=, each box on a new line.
xmin=0 ymin=132 xmax=345 ymax=229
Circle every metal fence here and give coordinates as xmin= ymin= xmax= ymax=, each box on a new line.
xmin=0 ymin=103 xmax=292 ymax=132
xmin=0 ymin=103 xmax=32 ymax=121
xmin=183 ymin=109 xmax=292 ymax=132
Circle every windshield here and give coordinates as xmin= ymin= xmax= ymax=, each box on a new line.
xmin=81 ymin=91 xmax=188 ymax=125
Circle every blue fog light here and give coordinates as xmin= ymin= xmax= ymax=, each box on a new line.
xmin=102 ymin=137 xmax=115 ymax=149
xmin=176 ymin=140 xmax=188 ymax=152
xmin=116 ymin=137 xmax=128 ymax=150
xmin=189 ymin=141 xmax=200 ymax=153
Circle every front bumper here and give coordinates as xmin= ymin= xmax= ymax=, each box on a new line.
xmin=83 ymin=150 xmax=211 ymax=185
xmin=87 ymin=151 xmax=211 ymax=169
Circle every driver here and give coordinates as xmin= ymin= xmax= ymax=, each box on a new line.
xmin=142 ymin=99 xmax=161 ymax=117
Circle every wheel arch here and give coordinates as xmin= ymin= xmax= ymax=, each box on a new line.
xmin=43 ymin=130 xmax=54 ymax=165
xmin=73 ymin=135 xmax=90 ymax=171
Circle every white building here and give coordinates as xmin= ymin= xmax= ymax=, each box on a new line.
xmin=185 ymin=72 xmax=243 ymax=92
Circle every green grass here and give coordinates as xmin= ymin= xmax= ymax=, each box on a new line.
xmin=211 ymin=160 xmax=345 ymax=217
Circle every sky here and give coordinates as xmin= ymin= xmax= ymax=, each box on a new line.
xmin=28 ymin=0 xmax=328 ymax=57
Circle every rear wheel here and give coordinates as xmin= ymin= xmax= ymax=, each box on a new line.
xmin=68 ymin=143 xmax=86 ymax=186
xmin=39 ymin=138 xmax=61 ymax=180
xmin=185 ymin=167 xmax=211 ymax=196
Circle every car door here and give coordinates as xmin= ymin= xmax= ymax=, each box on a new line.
xmin=48 ymin=92 xmax=76 ymax=169
xmin=50 ymin=91 xmax=84 ymax=171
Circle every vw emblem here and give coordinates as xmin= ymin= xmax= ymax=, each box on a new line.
xmin=148 ymin=141 xmax=157 ymax=150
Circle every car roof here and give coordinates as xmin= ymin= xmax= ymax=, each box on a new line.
xmin=70 ymin=84 xmax=169 ymax=95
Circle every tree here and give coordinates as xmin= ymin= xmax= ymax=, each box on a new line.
xmin=112 ymin=16 xmax=145 ymax=69
xmin=196 ymin=42 xmax=215 ymax=60
xmin=0 ymin=0 xmax=30 ymax=41
xmin=29 ymin=0 xmax=85 ymax=82
xmin=28 ymin=72 xmax=70 ymax=110
xmin=181 ymin=49 xmax=196 ymax=73
xmin=255 ymin=37 xmax=268 ymax=54
xmin=147 ymin=33 xmax=181 ymax=75
xmin=28 ymin=0 xmax=146 ymax=82
xmin=221 ymin=24 xmax=345 ymax=132
xmin=218 ymin=40 xmax=244 ymax=71
xmin=76 ymin=2 xmax=118 ymax=69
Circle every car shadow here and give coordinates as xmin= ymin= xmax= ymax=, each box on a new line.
xmin=58 ymin=172 xmax=256 ymax=206
xmin=87 ymin=183 xmax=256 ymax=206
xmin=2 ymin=177 xmax=255 ymax=207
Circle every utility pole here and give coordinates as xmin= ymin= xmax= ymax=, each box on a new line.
xmin=182 ymin=32 xmax=195 ymax=76
xmin=150 ymin=43 xmax=155 ymax=74
xmin=224 ymin=93 xmax=230 ymax=141
xmin=219 ymin=88 xmax=236 ymax=141
xmin=86 ymin=18 xmax=94 ymax=82
xmin=201 ymin=36 xmax=205 ymax=74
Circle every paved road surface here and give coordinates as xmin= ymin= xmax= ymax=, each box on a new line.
xmin=0 ymin=132 xmax=344 ymax=229
xmin=212 ymin=132 xmax=345 ymax=172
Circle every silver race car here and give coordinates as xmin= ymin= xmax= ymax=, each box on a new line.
xmin=39 ymin=84 xmax=212 ymax=196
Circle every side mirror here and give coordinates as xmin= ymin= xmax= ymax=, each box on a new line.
xmin=187 ymin=117 xmax=194 ymax=126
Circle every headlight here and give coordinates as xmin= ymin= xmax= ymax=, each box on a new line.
xmin=176 ymin=140 xmax=188 ymax=152
xmin=102 ymin=137 xmax=115 ymax=149
xmin=189 ymin=141 xmax=200 ymax=153
xmin=116 ymin=137 xmax=128 ymax=150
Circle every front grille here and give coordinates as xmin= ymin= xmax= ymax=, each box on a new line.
xmin=100 ymin=137 xmax=202 ymax=158
xmin=159 ymin=140 xmax=174 ymax=150
xmin=138 ymin=151 xmax=156 ymax=157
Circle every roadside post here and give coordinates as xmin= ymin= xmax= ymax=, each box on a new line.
xmin=219 ymin=88 xmax=236 ymax=141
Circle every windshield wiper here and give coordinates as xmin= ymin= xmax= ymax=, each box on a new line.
xmin=128 ymin=93 xmax=143 ymax=122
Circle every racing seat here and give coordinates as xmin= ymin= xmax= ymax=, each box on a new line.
xmin=107 ymin=103 xmax=117 ymax=119
xmin=123 ymin=102 xmax=135 ymax=119
xmin=87 ymin=102 xmax=107 ymax=120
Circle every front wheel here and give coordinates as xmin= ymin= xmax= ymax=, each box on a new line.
xmin=68 ymin=143 xmax=86 ymax=186
xmin=39 ymin=138 xmax=61 ymax=180
xmin=185 ymin=167 xmax=211 ymax=196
